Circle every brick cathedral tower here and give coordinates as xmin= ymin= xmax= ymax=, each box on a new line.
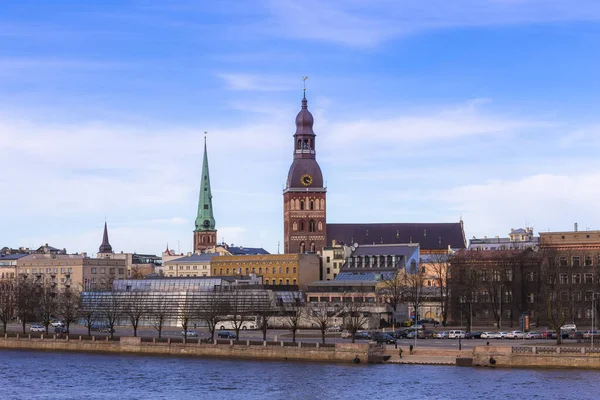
xmin=283 ymin=92 xmax=326 ymax=254
xmin=193 ymin=136 xmax=217 ymax=253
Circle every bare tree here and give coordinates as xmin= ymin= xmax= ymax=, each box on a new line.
xmin=402 ymin=265 xmax=426 ymax=324
xmin=57 ymin=286 xmax=80 ymax=334
xmin=123 ymin=291 xmax=148 ymax=337
xmin=283 ymin=294 xmax=305 ymax=343
xmin=15 ymin=278 xmax=40 ymax=334
xmin=197 ymin=290 xmax=227 ymax=341
xmin=224 ymin=288 xmax=256 ymax=340
xmin=379 ymin=272 xmax=403 ymax=328
xmin=0 ymin=281 xmax=15 ymax=333
xmin=342 ymin=300 xmax=370 ymax=343
xmin=540 ymin=248 xmax=567 ymax=345
xmin=309 ymin=301 xmax=336 ymax=344
xmin=179 ymin=293 xmax=196 ymax=340
xmin=79 ymin=292 xmax=97 ymax=336
xmin=148 ymin=294 xmax=174 ymax=339
xmin=39 ymin=280 xmax=59 ymax=334
xmin=429 ymin=253 xmax=451 ymax=325
xmin=97 ymin=291 xmax=123 ymax=340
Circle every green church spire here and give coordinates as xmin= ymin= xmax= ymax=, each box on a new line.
xmin=195 ymin=136 xmax=216 ymax=232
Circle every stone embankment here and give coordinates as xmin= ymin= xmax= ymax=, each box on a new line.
xmin=0 ymin=333 xmax=386 ymax=364
xmin=473 ymin=345 xmax=600 ymax=369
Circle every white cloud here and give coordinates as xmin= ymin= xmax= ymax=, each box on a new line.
xmin=439 ymin=172 xmax=600 ymax=238
xmin=216 ymin=73 xmax=297 ymax=91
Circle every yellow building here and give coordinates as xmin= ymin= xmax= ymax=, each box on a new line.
xmin=211 ymin=253 xmax=320 ymax=290
xmin=163 ymin=253 xmax=214 ymax=278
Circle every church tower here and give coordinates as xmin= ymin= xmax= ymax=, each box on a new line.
xmin=98 ymin=221 xmax=114 ymax=259
xmin=193 ymin=137 xmax=217 ymax=253
xmin=283 ymin=92 xmax=327 ymax=254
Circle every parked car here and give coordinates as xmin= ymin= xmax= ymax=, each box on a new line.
xmin=497 ymin=331 xmax=510 ymax=339
xmin=181 ymin=330 xmax=198 ymax=337
xmin=218 ymin=331 xmax=236 ymax=339
xmin=560 ymin=324 xmax=577 ymax=331
xmin=406 ymin=331 xmax=425 ymax=339
xmin=551 ymin=331 xmax=569 ymax=340
xmin=448 ymin=330 xmax=466 ymax=339
xmin=372 ymin=332 xmax=396 ymax=344
xmin=326 ymin=325 xmax=342 ymax=332
xmin=407 ymin=324 xmax=424 ymax=331
xmin=29 ymin=324 xmax=44 ymax=332
xmin=393 ymin=329 xmax=409 ymax=339
xmin=465 ymin=331 xmax=482 ymax=339
xmin=50 ymin=321 xmax=65 ymax=328
xmin=583 ymin=330 xmax=600 ymax=339
xmin=54 ymin=326 xmax=67 ymax=334
xmin=506 ymin=331 xmax=524 ymax=339
xmin=480 ymin=332 xmax=496 ymax=339
xmin=355 ymin=331 xmax=372 ymax=340
xmin=436 ymin=331 xmax=449 ymax=339
xmin=423 ymin=330 xmax=436 ymax=339
xmin=541 ymin=330 xmax=555 ymax=339
xmin=341 ymin=331 xmax=352 ymax=339
xmin=569 ymin=331 xmax=584 ymax=340
xmin=526 ymin=331 xmax=543 ymax=339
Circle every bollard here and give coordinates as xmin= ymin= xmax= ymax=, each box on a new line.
xmin=92 ymin=336 xmax=96 ymax=342
xmin=263 ymin=341 xmax=267 ymax=347
xmin=281 ymin=341 xmax=284 ymax=347
xmin=230 ymin=340 xmax=233 ymax=345
xmin=298 ymin=342 xmax=302 ymax=348
xmin=316 ymin=342 xmax=320 ymax=349
xmin=41 ymin=334 xmax=44 ymax=340
xmin=246 ymin=340 xmax=250 ymax=346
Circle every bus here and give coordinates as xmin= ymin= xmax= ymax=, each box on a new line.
xmin=218 ymin=316 xmax=258 ymax=330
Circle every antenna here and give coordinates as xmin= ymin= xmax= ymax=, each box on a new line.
xmin=277 ymin=241 xmax=280 ymax=254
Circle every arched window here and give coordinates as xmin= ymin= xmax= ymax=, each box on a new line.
xmin=300 ymin=221 xmax=305 ymax=231
xmin=318 ymin=221 xmax=323 ymax=231
xmin=299 ymin=242 xmax=306 ymax=253
xmin=201 ymin=236 xmax=206 ymax=243
xmin=303 ymin=139 xmax=308 ymax=149
xmin=297 ymin=139 xmax=302 ymax=149
xmin=300 ymin=200 xmax=305 ymax=210
xmin=293 ymin=267 xmax=297 ymax=274
xmin=279 ymin=279 xmax=283 ymax=285
xmin=292 ymin=278 xmax=297 ymax=285
xmin=286 ymin=267 xmax=289 ymax=274
xmin=309 ymin=220 xmax=315 ymax=232
xmin=286 ymin=278 xmax=290 ymax=285
xmin=290 ymin=200 xmax=295 ymax=211
xmin=310 ymin=242 xmax=316 ymax=252
xmin=238 ymin=268 xmax=242 ymax=274
xmin=293 ymin=222 xmax=298 ymax=231
xmin=310 ymin=139 xmax=314 ymax=149
xmin=310 ymin=200 xmax=314 ymax=210
xmin=295 ymin=199 xmax=300 ymax=210
xmin=226 ymin=268 xmax=229 ymax=274
xmin=265 ymin=279 xmax=269 ymax=285
xmin=320 ymin=199 xmax=325 ymax=209
xmin=219 ymin=268 xmax=223 ymax=275
xmin=279 ymin=267 xmax=282 ymax=273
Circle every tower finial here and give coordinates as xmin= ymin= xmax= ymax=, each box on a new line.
xmin=302 ymin=76 xmax=308 ymax=99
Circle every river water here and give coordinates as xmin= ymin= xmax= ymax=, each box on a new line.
xmin=1 ymin=350 xmax=599 ymax=399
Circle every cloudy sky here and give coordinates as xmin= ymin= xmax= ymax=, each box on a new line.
xmin=2 ymin=1 xmax=600 ymax=255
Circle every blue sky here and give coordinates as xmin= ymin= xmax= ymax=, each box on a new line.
xmin=2 ymin=0 xmax=600 ymax=255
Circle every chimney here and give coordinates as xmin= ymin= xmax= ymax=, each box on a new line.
xmin=574 ymin=222 xmax=578 ymax=232
xmin=81 ymin=252 xmax=87 ymax=258
xmin=332 ymin=239 xmax=337 ymax=246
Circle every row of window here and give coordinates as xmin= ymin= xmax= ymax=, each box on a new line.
xmin=559 ymin=256 xmax=600 ymax=267
xmin=167 ymin=273 xmax=209 ymax=277
xmin=292 ymin=220 xmax=323 ymax=232
xmin=199 ymin=235 xmax=214 ymax=244
xmin=290 ymin=198 xmax=325 ymax=211
xmin=556 ymin=273 xmax=596 ymax=285
xmin=90 ymin=267 xmax=125 ymax=275
xmin=298 ymin=242 xmax=316 ymax=253
xmin=23 ymin=268 xmax=73 ymax=274
xmin=168 ymin=265 xmax=209 ymax=271
xmin=214 ymin=266 xmax=298 ymax=275
xmin=0 ymin=272 xmax=15 ymax=279
xmin=264 ymin=278 xmax=297 ymax=285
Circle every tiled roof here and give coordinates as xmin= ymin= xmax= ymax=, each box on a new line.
xmin=326 ymin=222 xmax=466 ymax=250
xmin=0 ymin=253 xmax=28 ymax=260
xmin=335 ymin=271 xmax=396 ymax=281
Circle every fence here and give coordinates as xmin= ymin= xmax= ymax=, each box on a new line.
xmin=512 ymin=346 xmax=600 ymax=355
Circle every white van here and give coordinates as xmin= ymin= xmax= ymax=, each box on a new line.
xmin=448 ymin=330 xmax=466 ymax=339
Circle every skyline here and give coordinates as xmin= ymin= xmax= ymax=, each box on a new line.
xmin=2 ymin=1 xmax=600 ymax=255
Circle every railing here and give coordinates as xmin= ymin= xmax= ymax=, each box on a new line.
xmin=512 ymin=346 xmax=600 ymax=355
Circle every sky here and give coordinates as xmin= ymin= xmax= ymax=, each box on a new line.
xmin=2 ymin=0 xmax=600 ymax=256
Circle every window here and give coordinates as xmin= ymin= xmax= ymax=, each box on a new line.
xmin=293 ymin=279 xmax=297 ymax=285
xmin=310 ymin=200 xmax=314 ymax=210
xmin=46 ymin=268 xmax=51 ymax=274
xmin=259 ymin=268 xmax=262 ymax=274
xmin=265 ymin=279 xmax=269 ymax=285
xmin=326 ymin=256 xmax=331 ymax=263
xmin=560 ymin=273 xmax=568 ymax=284
xmin=560 ymin=257 xmax=568 ymax=267
xmin=300 ymin=200 xmax=305 ymax=210
xmin=286 ymin=267 xmax=289 ymax=274
xmin=527 ymin=272 xmax=537 ymax=282
xmin=109 ymin=268 xmax=115 ymax=274
xmin=179 ymin=266 xmax=183 ymax=270
xmin=293 ymin=267 xmax=296 ymax=274
xmin=91 ymin=268 xmax=97 ymax=274
xmin=245 ymin=268 xmax=249 ymax=274
xmin=279 ymin=279 xmax=283 ymax=285
xmin=60 ymin=268 xmax=65 ymax=274
xmin=585 ymin=256 xmax=593 ymax=267
xmin=68 ymin=268 xmax=72 ymax=274
xmin=572 ymin=274 xmax=581 ymax=284
xmin=572 ymin=291 xmax=582 ymax=302
xmin=265 ymin=267 xmax=269 ymax=274
xmin=119 ymin=268 xmax=125 ymax=274
xmin=300 ymin=221 xmax=305 ymax=231
xmin=573 ymin=257 xmax=581 ymax=267
xmin=585 ymin=291 xmax=594 ymax=301
xmin=285 ymin=278 xmax=290 ymax=285
xmin=327 ymin=267 xmax=331 ymax=274
xmin=528 ymin=293 xmax=535 ymax=304
xmin=293 ymin=222 xmax=297 ymax=231
xmin=193 ymin=266 xmax=197 ymax=270
xmin=585 ymin=273 xmax=593 ymax=284
xmin=252 ymin=268 xmax=256 ymax=273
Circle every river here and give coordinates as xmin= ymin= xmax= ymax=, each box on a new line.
xmin=1 ymin=350 xmax=599 ymax=399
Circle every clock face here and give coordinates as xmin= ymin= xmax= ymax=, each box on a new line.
xmin=203 ymin=219 xmax=210 ymax=227
xmin=301 ymin=174 xmax=313 ymax=186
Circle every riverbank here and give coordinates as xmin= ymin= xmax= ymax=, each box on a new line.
xmin=0 ymin=334 xmax=387 ymax=364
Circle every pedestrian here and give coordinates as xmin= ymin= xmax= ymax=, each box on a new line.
xmin=399 ymin=347 xmax=403 ymax=359
xmin=194 ymin=323 xmax=197 ymax=330
xmin=486 ymin=341 xmax=490 ymax=346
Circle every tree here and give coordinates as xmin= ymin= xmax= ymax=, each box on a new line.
xmin=283 ymin=294 xmax=305 ymax=343
xmin=197 ymin=290 xmax=227 ymax=342
xmin=429 ymin=253 xmax=451 ymax=325
xmin=57 ymin=286 xmax=80 ymax=334
xmin=79 ymin=292 xmax=98 ymax=336
xmin=403 ymin=263 xmax=426 ymax=324
xmin=342 ymin=299 xmax=370 ymax=343
xmin=540 ymin=248 xmax=567 ymax=345
xmin=97 ymin=291 xmax=123 ymax=340
xmin=148 ymin=294 xmax=175 ymax=339
xmin=224 ymin=288 xmax=254 ymax=340
xmin=0 ymin=281 xmax=15 ymax=334
xmin=123 ymin=291 xmax=148 ymax=337
xmin=379 ymin=272 xmax=403 ymax=328
xmin=179 ymin=293 xmax=196 ymax=340
xmin=309 ymin=300 xmax=336 ymax=344
xmin=39 ymin=280 xmax=59 ymax=335
xmin=14 ymin=278 xmax=40 ymax=334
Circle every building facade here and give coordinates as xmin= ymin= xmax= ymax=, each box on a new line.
xmin=283 ymin=93 xmax=327 ymax=255
xmin=193 ymin=137 xmax=217 ymax=253
xmin=321 ymin=242 xmax=351 ymax=280
xmin=210 ymin=253 xmax=320 ymax=290
xmin=0 ymin=253 xmax=26 ymax=280
xmin=469 ymin=227 xmax=539 ymax=250
xmin=163 ymin=253 xmax=215 ymax=278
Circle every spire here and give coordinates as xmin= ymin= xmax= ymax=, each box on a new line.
xmin=195 ymin=134 xmax=216 ymax=232
xmin=98 ymin=221 xmax=113 ymax=254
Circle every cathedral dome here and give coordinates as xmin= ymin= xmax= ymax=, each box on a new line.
xmin=295 ymin=96 xmax=315 ymax=135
